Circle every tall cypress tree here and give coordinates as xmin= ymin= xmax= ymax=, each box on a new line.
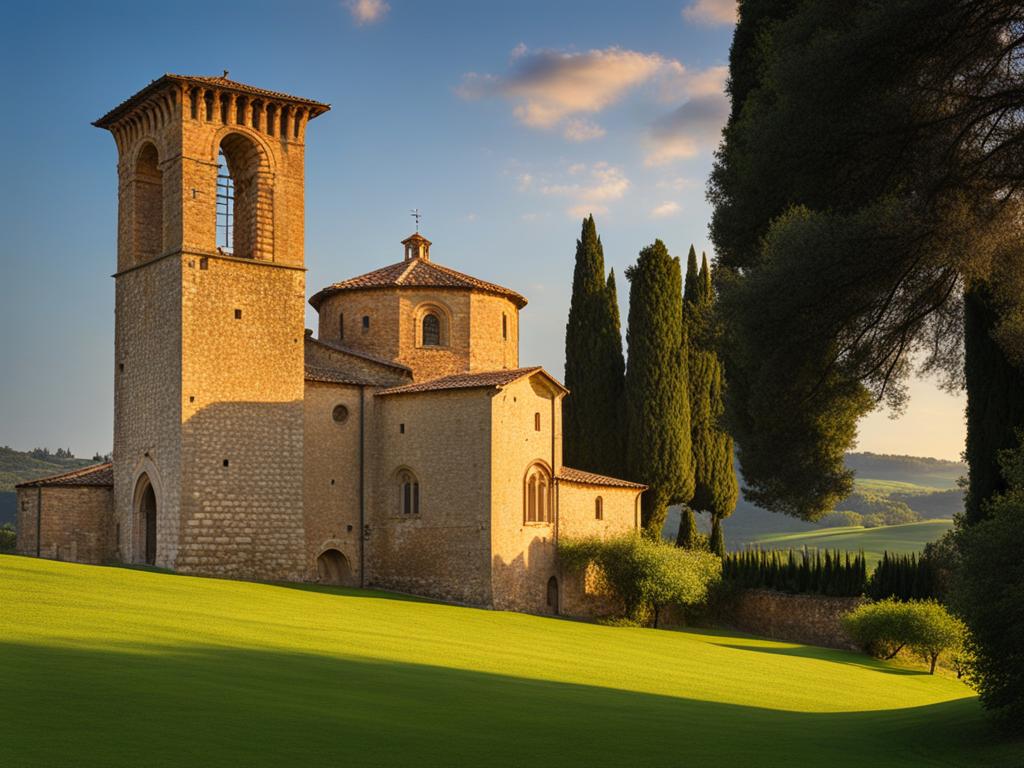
xmin=625 ymin=240 xmax=693 ymax=537
xmin=564 ymin=215 xmax=626 ymax=477
xmin=682 ymin=249 xmax=739 ymax=552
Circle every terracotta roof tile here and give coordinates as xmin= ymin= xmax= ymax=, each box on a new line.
xmin=309 ymin=258 xmax=527 ymax=309
xmin=94 ymin=74 xmax=330 ymax=128
xmin=15 ymin=463 xmax=114 ymax=489
xmin=377 ymin=367 xmax=544 ymax=396
xmin=557 ymin=466 xmax=647 ymax=490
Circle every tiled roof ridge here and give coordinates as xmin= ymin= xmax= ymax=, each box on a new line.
xmin=557 ymin=466 xmax=648 ymax=490
xmin=306 ymin=335 xmax=413 ymax=373
xmin=309 ymin=257 xmax=527 ymax=309
xmin=304 ymin=364 xmax=376 ymax=386
xmin=377 ymin=366 xmax=544 ymax=396
xmin=15 ymin=462 xmax=114 ymax=489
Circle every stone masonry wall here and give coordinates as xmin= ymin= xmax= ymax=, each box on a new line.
xmin=177 ymin=255 xmax=307 ymax=580
xmin=366 ymin=388 xmax=493 ymax=604
xmin=16 ymin=486 xmax=115 ymax=563
xmin=489 ymin=374 xmax=561 ymax=614
xmin=303 ymin=380 xmax=364 ymax=584
xmin=727 ymin=589 xmax=867 ymax=650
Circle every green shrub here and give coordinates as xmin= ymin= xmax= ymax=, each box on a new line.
xmin=818 ymin=510 xmax=863 ymax=528
xmin=0 ymin=523 xmax=15 ymax=553
xmin=559 ymin=533 xmax=721 ymax=627
xmin=843 ymin=599 xmax=966 ymax=674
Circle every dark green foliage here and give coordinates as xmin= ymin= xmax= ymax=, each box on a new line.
xmin=683 ymin=248 xmax=738 ymax=550
xmin=710 ymin=0 xmax=1024 ymax=522
xmin=843 ymin=599 xmax=966 ymax=674
xmin=0 ymin=522 xmax=15 ymax=553
xmin=675 ymin=506 xmax=698 ymax=549
xmin=559 ymin=533 xmax=721 ymax=627
xmin=867 ymin=553 xmax=937 ymax=602
xmin=953 ymin=438 xmax=1024 ymax=733
xmin=625 ymin=241 xmax=693 ymax=536
xmin=964 ymin=286 xmax=1024 ymax=523
xmin=722 ymin=548 xmax=867 ymax=598
xmin=563 ymin=215 xmax=627 ymax=478
xmin=708 ymin=517 xmax=725 ymax=557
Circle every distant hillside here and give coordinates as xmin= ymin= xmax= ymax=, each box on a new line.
xmin=666 ymin=451 xmax=966 ymax=549
xmin=0 ymin=447 xmax=102 ymax=527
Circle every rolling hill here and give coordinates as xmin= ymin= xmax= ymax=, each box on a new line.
xmin=1 ymin=555 xmax=1017 ymax=767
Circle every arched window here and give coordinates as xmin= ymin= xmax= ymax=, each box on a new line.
xmin=217 ymin=133 xmax=270 ymax=259
xmin=398 ymin=469 xmax=420 ymax=515
xmin=422 ymin=313 xmax=441 ymax=346
xmin=534 ymin=412 xmax=541 ymax=431
xmin=595 ymin=496 xmax=604 ymax=520
xmin=524 ymin=463 xmax=552 ymax=523
xmin=132 ymin=142 xmax=163 ymax=264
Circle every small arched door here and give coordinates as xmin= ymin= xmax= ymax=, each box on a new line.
xmin=317 ymin=549 xmax=354 ymax=586
xmin=547 ymin=576 xmax=559 ymax=615
xmin=138 ymin=480 xmax=157 ymax=565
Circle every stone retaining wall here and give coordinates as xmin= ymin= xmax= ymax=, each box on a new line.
xmin=727 ymin=589 xmax=866 ymax=650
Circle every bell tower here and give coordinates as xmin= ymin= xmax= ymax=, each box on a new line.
xmin=95 ymin=74 xmax=329 ymax=578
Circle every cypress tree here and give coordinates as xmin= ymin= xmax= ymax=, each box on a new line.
xmin=564 ymin=215 xmax=627 ymax=477
xmin=625 ymin=240 xmax=693 ymax=536
xmin=684 ymin=248 xmax=739 ymax=551
xmin=675 ymin=506 xmax=698 ymax=549
xmin=964 ymin=284 xmax=1024 ymax=523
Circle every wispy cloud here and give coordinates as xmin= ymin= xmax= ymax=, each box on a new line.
xmin=646 ymin=66 xmax=729 ymax=166
xmin=533 ymin=162 xmax=630 ymax=217
xmin=344 ymin=0 xmax=389 ymax=26
xmin=563 ymin=118 xmax=606 ymax=142
xmin=458 ymin=45 xmax=681 ymax=135
xmin=650 ymin=201 xmax=681 ymax=218
xmin=682 ymin=0 xmax=737 ymax=26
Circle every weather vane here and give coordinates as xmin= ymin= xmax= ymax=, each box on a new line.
xmin=411 ymin=208 xmax=422 ymax=233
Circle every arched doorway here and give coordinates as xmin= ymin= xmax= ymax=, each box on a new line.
xmin=547 ymin=575 xmax=559 ymax=615
xmin=134 ymin=474 xmax=157 ymax=565
xmin=317 ymin=549 xmax=353 ymax=586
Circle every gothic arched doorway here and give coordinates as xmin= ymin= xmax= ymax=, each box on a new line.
xmin=134 ymin=474 xmax=157 ymax=566
xmin=547 ymin=575 xmax=559 ymax=615
xmin=317 ymin=549 xmax=353 ymax=586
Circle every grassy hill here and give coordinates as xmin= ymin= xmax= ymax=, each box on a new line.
xmin=2 ymin=556 xmax=1018 ymax=767
xmin=664 ymin=452 xmax=967 ymax=553
xmin=749 ymin=520 xmax=956 ymax=567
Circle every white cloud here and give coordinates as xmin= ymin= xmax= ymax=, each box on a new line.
xmin=563 ymin=118 xmax=606 ymax=142
xmin=656 ymin=176 xmax=699 ymax=191
xmin=458 ymin=45 xmax=677 ymax=134
xmin=517 ymin=173 xmax=534 ymax=191
xmin=650 ymin=201 xmax=681 ymax=218
xmin=344 ymin=0 xmax=389 ymax=25
xmin=536 ymin=162 xmax=630 ymax=217
xmin=682 ymin=0 xmax=737 ymax=26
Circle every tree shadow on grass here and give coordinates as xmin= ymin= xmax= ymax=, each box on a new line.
xmin=707 ymin=641 xmax=930 ymax=677
xmin=0 ymin=641 xmax=1017 ymax=768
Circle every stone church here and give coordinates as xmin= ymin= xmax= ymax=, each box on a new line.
xmin=15 ymin=74 xmax=644 ymax=614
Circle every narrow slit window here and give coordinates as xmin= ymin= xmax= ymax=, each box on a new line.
xmin=534 ymin=412 xmax=541 ymax=431
xmin=339 ymin=313 xmax=345 ymax=341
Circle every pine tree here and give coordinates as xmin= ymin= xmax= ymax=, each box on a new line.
xmin=683 ymin=248 xmax=739 ymax=551
xmin=563 ymin=215 xmax=627 ymax=477
xmin=625 ymin=240 xmax=693 ymax=536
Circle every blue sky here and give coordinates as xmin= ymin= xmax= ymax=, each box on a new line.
xmin=0 ymin=0 xmax=965 ymax=460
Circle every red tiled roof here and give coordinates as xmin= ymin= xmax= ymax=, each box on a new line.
xmin=94 ymin=74 xmax=330 ymax=128
xmin=15 ymin=463 xmax=114 ymax=489
xmin=557 ymin=466 xmax=647 ymax=490
xmin=377 ymin=367 xmax=551 ymax=396
xmin=309 ymin=257 xmax=528 ymax=310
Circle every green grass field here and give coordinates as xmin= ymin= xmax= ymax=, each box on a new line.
xmin=2 ymin=556 xmax=1018 ymax=768
xmin=750 ymin=520 xmax=955 ymax=566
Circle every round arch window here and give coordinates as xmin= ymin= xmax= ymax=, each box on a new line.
xmin=332 ymin=404 xmax=350 ymax=423
xmin=422 ymin=313 xmax=441 ymax=346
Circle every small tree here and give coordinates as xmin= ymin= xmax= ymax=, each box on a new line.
xmin=560 ymin=533 xmax=720 ymax=627
xmin=844 ymin=599 xmax=966 ymax=674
